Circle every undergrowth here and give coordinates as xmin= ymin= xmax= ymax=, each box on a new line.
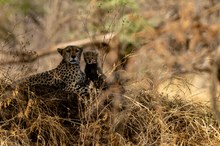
xmin=0 ymin=1 xmax=220 ymax=145
xmin=0 ymin=79 xmax=220 ymax=146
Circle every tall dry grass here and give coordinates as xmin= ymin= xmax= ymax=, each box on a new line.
xmin=1 ymin=0 xmax=220 ymax=145
xmin=0 ymin=75 xmax=220 ymax=145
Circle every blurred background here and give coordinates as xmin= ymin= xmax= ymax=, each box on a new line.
xmin=1 ymin=1 xmax=220 ymax=145
xmin=0 ymin=0 xmax=220 ymax=103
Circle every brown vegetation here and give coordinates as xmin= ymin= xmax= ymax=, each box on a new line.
xmin=1 ymin=0 xmax=220 ymax=145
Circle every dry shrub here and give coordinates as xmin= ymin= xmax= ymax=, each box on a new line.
xmin=58 ymin=86 xmax=220 ymax=145
xmin=119 ymin=90 xmax=220 ymax=145
xmin=0 ymin=83 xmax=78 ymax=145
xmin=126 ymin=0 xmax=220 ymax=80
xmin=1 ymin=0 xmax=220 ymax=145
xmin=0 ymin=74 xmax=220 ymax=145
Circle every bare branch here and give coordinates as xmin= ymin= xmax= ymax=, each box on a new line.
xmin=0 ymin=33 xmax=117 ymax=65
xmin=210 ymin=46 xmax=220 ymax=123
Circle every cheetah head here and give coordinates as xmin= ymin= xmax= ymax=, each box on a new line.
xmin=83 ymin=51 xmax=98 ymax=64
xmin=57 ymin=45 xmax=82 ymax=65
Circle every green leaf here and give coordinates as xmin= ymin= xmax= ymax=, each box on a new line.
xmin=0 ymin=0 xmax=11 ymax=5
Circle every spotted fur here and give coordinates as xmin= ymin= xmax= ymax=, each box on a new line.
xmin=17 ymin=45 xmax=90 ymax=98
xmin=83 ymin=51 xmax=108 ymax=90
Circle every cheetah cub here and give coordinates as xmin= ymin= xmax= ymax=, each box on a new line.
xmin=83 ymin=51 xmax=108 ymax=90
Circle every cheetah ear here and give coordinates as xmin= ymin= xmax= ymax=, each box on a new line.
xmin=57 ymin=48 xmax=63 ymax=55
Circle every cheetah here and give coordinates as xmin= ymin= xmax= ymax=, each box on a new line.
xmin=83 ymin=51 xmax=108 ymax=90
xmin=83 ymin=51 xmax=127 ymax=117
xmin=0 ymin=45 xmax=95 ymax=121
xmin=12 ymin=45 xmax=90 ymax=98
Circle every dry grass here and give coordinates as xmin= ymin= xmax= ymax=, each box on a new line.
xmin=0 ymin=78 xmax=220 ymax=146
xmin=1 ymin=0 xmax=220 ymax=145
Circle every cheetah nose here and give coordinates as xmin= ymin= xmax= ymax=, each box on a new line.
xmin=71 ymin=55 xmax=76 ymax=58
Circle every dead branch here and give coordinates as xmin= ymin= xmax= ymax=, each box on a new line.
xmin=0 ymin=33 xmax=117 ymax=65
xmin=210 ymin=46 xmax=220 ymax=123
xmin=39 ymin=32 xmax=116 ymax=55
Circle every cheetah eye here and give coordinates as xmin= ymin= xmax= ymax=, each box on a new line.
xmin=66 ymin=50 xmax=70 ymax=53
xmin=76 ymin=49 xmax=80 ymax=52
